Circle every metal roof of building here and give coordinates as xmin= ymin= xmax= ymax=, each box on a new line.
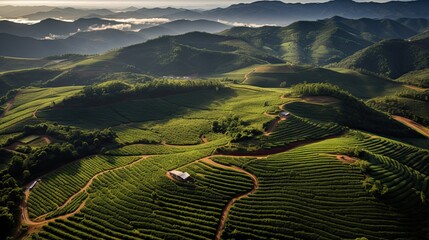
xmin=169 ymin=170 xmax=191 ymax=180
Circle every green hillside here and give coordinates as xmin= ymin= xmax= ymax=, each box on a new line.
xmin=1 ymin=80 xmax=428 ymax=240
xmin=333 ymin=38 xmax=429 ymax=79
xmin=2 ymin=11 xmax=429 ymax=240
xmin=221 ymin=17 xmax=417 ymax=66
xmin=397 ymin=68 xmax=429 ymax=88
xmin=111 ymin=32 xmax=283 ymax=76
xmin=228 ymin=64 xmax=405 ymax=99
xmin=367 ymin=90 xmax=429 ymax=126
xmin=0 ymin=68 xmax=62 ymax=95
xmin=0 ymin=57 xmax=52 ymax=73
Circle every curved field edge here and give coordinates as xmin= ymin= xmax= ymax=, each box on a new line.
xmin=25 ymin=133 xmax=429 ymax=239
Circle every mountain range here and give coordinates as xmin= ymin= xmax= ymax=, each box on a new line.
xmin=221 ymin=16 xmax=426 ymax=65
xmin=5 ymin=0 xmax=429 ymax=25
xmin=1 ymin=16 xmax=428 ymax=60
xmin=333 ymin=36 xmax=429 ymax=79
xmin=0 ymin=19 xmax=231 ymax=57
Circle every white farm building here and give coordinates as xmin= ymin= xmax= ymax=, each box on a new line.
xmin=279 ymin=111 xmax=290 ymax=118
xmin=168 ymin=170 xmax=191 ymax=181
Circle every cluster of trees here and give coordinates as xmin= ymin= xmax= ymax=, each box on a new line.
xmin=11 ymin=123 xmax=117 ymax=180
xmin=396 ymin=90 xmax=429 ymax=102
xmin=212 ymin=115 xmax=261 ymax=141
xmin=0 ymin=172 xmax=22 ymax=240
xmin=290 ymin=83 xmax=419 ymax=137
xmin=0 ymin=123 xmax=117 ymax=239
xmin=0 ymin=89 xmax=19 ymax=106
xmin=291 ymin=82 xmax=355 ymax=101
xmin=367 ymin=96 xmax=429 ymax=126
xmin=62 ymin=80 xmax=225 ymax=106
xmin=362 ymin=177 xmax=389 ymax=196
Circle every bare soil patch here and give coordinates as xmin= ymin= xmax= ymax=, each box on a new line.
xmin=393 ymin=115 xmax=429 ymax=138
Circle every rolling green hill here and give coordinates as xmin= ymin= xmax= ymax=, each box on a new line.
xmin=227 ymin=64 xmax=405 ymax=99
xmin=397 ymin=68 xmax=429 ymax=88
xmin=367 ymin=90 xmax=429 ymax=126
xmin=1 ymin=80 xmax=429 ymax=240
xmin=64 ymin=32 xmax=283 ymax=76
xmin=221 ymin=16 xmax=418 ymax=66
xmin=0 ymin=68 xmax=63 ymax=95
xmin=2 ymin=9 xmax=429 ymax=240
xmin=333 ymin=38 xmax=429 ymax=79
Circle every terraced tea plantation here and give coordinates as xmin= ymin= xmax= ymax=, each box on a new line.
xmin=1 ymin=80 xmax=428 ymax=240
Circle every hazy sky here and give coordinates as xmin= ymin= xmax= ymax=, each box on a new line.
xmin=0 ymin=0 xmax=415 ymax=9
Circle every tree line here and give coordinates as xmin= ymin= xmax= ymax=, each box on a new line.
xmin=0 ymin=123 xmax=117 ymax=239
xmin=62 ymin=79 xmax=225 ymax=106
xmin=290 ymin=83 xmax=420 ymax=137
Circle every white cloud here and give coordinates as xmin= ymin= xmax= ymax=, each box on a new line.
xmin=0 ymin=18 xmax=40 ymax=24
xmin=0 ymin=17 xmax=74 ymax=24
xmin=103 ymin=18 xmax=170 ymax=25
xmin=217 ymin=19 xmax=277 ymax=28
xmin=87 ymin=23 xmax=133 ymax=31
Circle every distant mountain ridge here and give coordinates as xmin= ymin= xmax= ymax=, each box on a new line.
xmin=7 ymin=1 xmax=429 ymax=25
xmin=333 ymin=36 xmax=429 ymax=79
xmin=139 ymin=20 xmax=229 ymax=39
xmin=221 ymin=16 xmax=422 ymax=65
xmin=0 ymin=18 xmax=234 ymax=57
xmin=0 ymin=18 xmax=124 ymax=39
xmin=108 ymin=32 xmax=283 ymax=76
xmin=204 ymin=0 xmax=429 ymax=25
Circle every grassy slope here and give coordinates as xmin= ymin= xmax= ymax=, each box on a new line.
xmin=221 ymin=17 xmax=417 ymax=66
xmin=36 ymin=85 xmax=285 ymax=144
xmin=397 ymin=68 xmax=429 ymax=88
xmin=224 ymin=64 xmax=405 ymax=99
xmin=333 ymin=38 xmax=429 ymax=79
xmin=0 ymin=81 xmax=425 ymax=239
xmin=0 ymin=57 xmax=52 ymax=72
xmin=0 ymin=86 xmax=82 ymax=134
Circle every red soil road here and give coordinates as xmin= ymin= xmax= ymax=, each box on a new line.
xmin=335 ymin=155 xmax=357 ymax=164
xmin=393 ymin=115 xmax=429 ymax=138
xmin=264 ymin=117 xmax=287 ymax=136
xmin=243 ymin=68 xmax=256 ymax=83
xmin=302 ymin=96 xmax=339 ymax=105
xmin=20 ymin=156 xmax=151 ymax=236
xmin=201 ymin=158 xmax=259 ymax=240
xmin=165 ymin=156 xmax=260 ymax=240
xmin=0 ymin=91 xmax=20 ymax=118
xmin=404 ymin=85 xmax=428 ymax=92
xmin=200 ymin=135 xmax=209 ymax=143
xmin=32 ymin=106 xmax=42 ymax=118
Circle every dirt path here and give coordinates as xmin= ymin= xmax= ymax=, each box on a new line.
xmin=21 ymin=156 xmax=151 ymax=236
xmin=264 ymin=117 xmax=286 ymax=136
xmin=243 ymin=69 xmax=256 ymax=83
xmin=42 ymin=136 xmax=52 ymax=144
xmin=32 ymin=106 xmax=41 ymax=118
xmin=263 ymin=112 xmax=277 ymax=118
xmin=263 ymin=102 xmax=289 ymax=136
xmin=168 ymin=156 xmax=260 ymax=240
xmin=404 ymin=85 xmax=428 ymax=92
xmin=200 ymin=135 xmax=209 ymax=143
xmin=0 ymin=91 xmax=20 ymax=118
xmin=201 ymin=158 xmax=259 ymax=240
xmin=335 ymin=154 xmax=357 ymax=164
xmin=393 ymin=115 xmax=429 ymax=138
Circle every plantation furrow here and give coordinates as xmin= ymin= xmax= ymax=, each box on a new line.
xmin=21 ymin=155 xmax=151 ymax=235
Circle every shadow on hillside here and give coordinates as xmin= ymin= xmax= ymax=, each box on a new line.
xmin=247 ymin=67 xmax=401 ymax=99
xmin=37 ymin=87 xmax=238 ymax=130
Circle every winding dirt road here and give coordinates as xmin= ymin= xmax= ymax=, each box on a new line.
xmin=393 ymin=115 xmax=429 ymax=138
xmin=0 ymin=91 xmax=20 ymax=118
xmin=243 ymin=69 xmax=256 ymax=83
xmin=202 ymin=158 xmax=259 ymax=240
xmin=20 ymin=156 xmax=150 ymax=236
